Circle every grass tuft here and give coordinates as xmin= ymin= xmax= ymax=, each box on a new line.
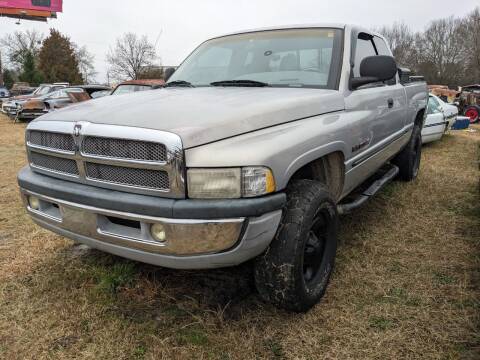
xmin=369 ymin=316 xmax=396 ymax=331
xmin=177 ymin=327 xmax=209 ymax=346
xmin=93 ymin=262 xmax=138 ymax=294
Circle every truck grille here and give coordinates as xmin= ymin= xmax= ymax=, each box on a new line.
xmin=82 ymin=136 xmax=167 ymax=162
xmin=25 ymin=124 xmax=185 ymax=198
xmin=30 ymin=152 xmax=79 ymax=176
xmin=86 ymin=163 xmax=169 ymax=190
xmin=29 ymin=131 xmax=76 ymax=152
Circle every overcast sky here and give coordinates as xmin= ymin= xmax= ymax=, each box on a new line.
xmin=0 ymin=0 xmax=478 ymax=83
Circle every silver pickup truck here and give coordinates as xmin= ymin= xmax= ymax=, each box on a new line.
xmin=18 ymin=24 xmax=428 ymax=312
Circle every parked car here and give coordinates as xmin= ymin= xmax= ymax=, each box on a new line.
xmin=0 ymin=85 xmax=10 ymax=99
xmin=9 ymin=82 xmax=36 ymax=97
xmin=111 ymin=79 xmax=165 ymax=95
xmin=16 ymin=85 xmax=111 ymax=121
xmin=430 ymin=94 xmax=458 ymax=131
xmin=2 ymin=83 xmax=68 ymax=117
xmin=422 ymin=95 xmax=447 ymax=144
xmin=18 ymin=24 xmax=428 ymax=312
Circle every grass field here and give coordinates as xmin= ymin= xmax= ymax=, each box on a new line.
xmin=0 ymin=113 xmax=478 ymax=359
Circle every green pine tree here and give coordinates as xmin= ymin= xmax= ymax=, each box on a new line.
xmin=2 ymin=69 xmax=15 ymax=89
xmin=38 ymin=29 xmax=83 ymax=85
xmin=18 ymin=51 xmax=44 ymax=86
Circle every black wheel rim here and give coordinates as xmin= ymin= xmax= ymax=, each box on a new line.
xmin=303 ymin=211 xmax=328 ymax=284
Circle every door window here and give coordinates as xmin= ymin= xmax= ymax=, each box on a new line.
xmin=373 ymin=37 xmax=391 ymax=56
xmin=353 ymin=35 xmax=377 ymax=77
xmin=373 ymin=36 xmax=397 ymax=85
xmin=428 ymin=97 xmax=442 ymax=115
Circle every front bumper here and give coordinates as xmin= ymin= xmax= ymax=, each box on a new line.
xmin=1 ymin=103 xmax=18 ymax=116
xmin=18 ymin=167 xmax=285 ymax=269
xmin=18 ymin=111 xmax=45 ymax=120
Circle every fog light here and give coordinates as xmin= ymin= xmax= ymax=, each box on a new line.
xmin=28 ymin=196 xmax=40 ymax=210
xmin=151 ymin=223 xmax=167 ymax=243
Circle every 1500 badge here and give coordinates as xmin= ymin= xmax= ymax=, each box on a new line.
xmin=352 ymin=137 xmax=371 ymax=153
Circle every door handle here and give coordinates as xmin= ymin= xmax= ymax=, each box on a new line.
xmin=387 ymin=98 xmax=394 ymax=109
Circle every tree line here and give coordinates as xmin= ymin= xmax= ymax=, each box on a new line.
xmin=0 ymin=29 xmax=96 ymax=88
xmin=0 ymin=29 xmax=162 ymax=88
xmin=377 ymin=7 xmax=479 ymax=88
xmin=1 ymin=7 xmax=478 ymax=89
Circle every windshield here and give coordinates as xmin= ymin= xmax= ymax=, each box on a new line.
xmin=169 ymin=28 xmax=343 ymax=89
xmin=33 ymin=86 xmax=53 ymax=96
xmin=112 ymin=84 xmax=151 ymax=95
xmin=43 ymin=88 xmax=83 ymax=99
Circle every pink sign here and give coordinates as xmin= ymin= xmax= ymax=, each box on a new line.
xmin=0 ymin=0 xmax=62 ymax=12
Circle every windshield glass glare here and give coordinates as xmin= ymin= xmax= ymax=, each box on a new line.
xmin=113 ymin=84 xmax=151 ymax=95
xmin=169 ymin=28 xmax=342 ymax=89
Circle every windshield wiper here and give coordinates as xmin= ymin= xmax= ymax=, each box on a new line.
xmin=210 ymin=80 xmax=270 ymax=87
xmin=164 ymin=80 xmax=194 ymax=88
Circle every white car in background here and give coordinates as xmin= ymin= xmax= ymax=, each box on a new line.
xmin=422 ymin=95 xmax=447 ymax=144
xmin=431 ymin=94 xmax=459 ymax=130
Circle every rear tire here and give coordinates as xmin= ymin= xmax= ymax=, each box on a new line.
xmin=254 ymin=180 xmax=338 ymax=313
xmin=393 ymin=125 xmax=422 ymax=182
xmin=465 ymin=106 xmax=480 ymax=123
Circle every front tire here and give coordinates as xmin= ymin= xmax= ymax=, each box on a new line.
xmin=393 ymin=125 xmax=422 ymax=181
xmin=254 ymin=180 xmax=338 ymax=312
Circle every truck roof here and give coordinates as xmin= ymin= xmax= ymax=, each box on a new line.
xmin=213 ymin=23 xmax=382 ymax=39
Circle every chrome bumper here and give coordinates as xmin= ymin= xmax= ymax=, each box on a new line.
xmin=20 ymin=189 xmax=282 ymax=269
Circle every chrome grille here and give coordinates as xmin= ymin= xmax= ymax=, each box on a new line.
xmin=29 ymin=131 xmax=75 ymax=152
xmin=82 ymin=136 xmax=167 ymax=162
xmin=25 ymin=122 xmax=185 ymax=198
xmin=31 ymin=152 xmax=79 ymax=176
xmin=86 ymin=163 xmax=169 ymax=190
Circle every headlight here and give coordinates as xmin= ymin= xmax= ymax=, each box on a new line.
xmin=187 ymin=167 xmax=275 ymax=199
xmin=242 ymin=167 xmax=276 ymax=197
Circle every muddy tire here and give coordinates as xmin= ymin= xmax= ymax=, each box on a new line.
xmin=254 ymin=180 xmax=338 ymax=312
xmin=393 ymin=125 xmax=422 ymax=181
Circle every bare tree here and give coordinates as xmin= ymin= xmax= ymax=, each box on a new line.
xmin=463 ymin=7 xmax=480 ymax=84
xmin=0 ymin=30 xmax=44 ymax=70
xmin=376 ymin=22 xmax=419 ymax=68
xmin=416 ymin=17 xmax=467 ymax=86
xmin=106 ymin=33 xmax=158 ymax=81
xmin=73 ymin=45 xmax=97 ymax=84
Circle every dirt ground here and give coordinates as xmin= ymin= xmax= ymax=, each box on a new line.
xmin=0 ymin=113 xmax=478 ymax=360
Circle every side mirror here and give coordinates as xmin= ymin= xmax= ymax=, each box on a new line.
xmin=350 ymin=55 xmax=398 ymax=90
xmin=164 ymin=67 xmax=176 ymax=81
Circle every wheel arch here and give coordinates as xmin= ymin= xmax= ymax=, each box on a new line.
xmin=286 ymin=151 xmax=345 ymax=201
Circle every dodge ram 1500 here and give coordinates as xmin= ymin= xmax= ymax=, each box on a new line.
xmin=18 ymin=24 xmax=428 ymax=312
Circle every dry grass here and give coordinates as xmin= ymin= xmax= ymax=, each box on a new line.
xmin=0 ymin=113 xmax=478 ymax=360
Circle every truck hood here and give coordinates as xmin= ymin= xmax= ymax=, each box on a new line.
xmin=35 ymin=87 xmax=344 ymax=148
